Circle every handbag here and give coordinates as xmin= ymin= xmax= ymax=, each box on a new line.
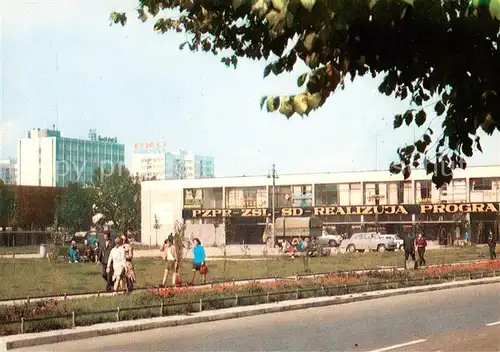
xmin=172 ymin=273 xmax=182 ymax=286
xmin=200 ymin=263 xmax=209 ymax=275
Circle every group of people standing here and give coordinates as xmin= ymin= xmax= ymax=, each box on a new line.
xmin=92 ymin=232 xmax=208 ymax=292
xmin=97 ymin=231 xmax=136 ymax=293
xmin=403 ymin=233 xmax=428 ymax=267
xmin=160 ymin=235 xmax=208 ymax=287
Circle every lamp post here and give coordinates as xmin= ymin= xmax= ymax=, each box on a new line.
xmin=267 ymin=164 xmax=278 ymax=246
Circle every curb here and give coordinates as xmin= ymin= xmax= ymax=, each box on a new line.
xmin=1 ymin=276 xmax=499 ymax=350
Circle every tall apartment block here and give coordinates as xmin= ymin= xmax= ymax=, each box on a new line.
xmin=17 ymin=128 xmax=125 ymax=187
xmin=0 ymin=158 xmax=17 ymax=185
xmin=131 ymin=142 xmax=214 ymax=180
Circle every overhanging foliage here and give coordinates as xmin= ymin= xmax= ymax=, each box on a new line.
xmin=111 ymin=0 xmax=500 ymax=187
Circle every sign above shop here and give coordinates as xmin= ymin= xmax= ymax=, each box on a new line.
xmin=134 ymin=141 xmax=167 ymax=150
xmin=419 ymin=202 xmax=499 ymax=214
xmin=292 ymin=193 xmax=313 ymax=200
xmin=182 ymin=202 xmax=500 ymax=218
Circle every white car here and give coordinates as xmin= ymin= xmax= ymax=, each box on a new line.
xmin=315 ymin=231 xmax=343 ymax=247
xmin=380 ymin=234 xmax=404 ymax=251
xmin=343 ymin=232 xmax=398 ymax=252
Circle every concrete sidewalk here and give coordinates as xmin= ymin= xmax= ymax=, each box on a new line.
xmin=1 ymin=276 xmax=499 ymax=351
xmin=0 ymin=242 xmax=474 ymax=260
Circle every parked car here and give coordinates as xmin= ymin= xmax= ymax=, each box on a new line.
xmin=315 ymin=231 xmax=343 ymax=247
xmin=380 ymin=234 xmax=404 ymax=251
xmin=343 ymin=232 xmax=397 ymax=253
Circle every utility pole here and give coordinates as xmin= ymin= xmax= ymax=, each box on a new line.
xmin=268 ymin=164 xmax=277 ymax=246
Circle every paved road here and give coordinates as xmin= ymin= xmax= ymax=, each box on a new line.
xmin=15 ymin=283 xmax=500 ymax=351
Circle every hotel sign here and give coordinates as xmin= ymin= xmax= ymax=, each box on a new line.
xmin=182 ymin=202 xmax=500 ymax=218
xmin=98 ymin=136 xmax=118 ymax=143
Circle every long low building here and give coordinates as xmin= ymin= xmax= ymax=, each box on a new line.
xmin=141 ymin=165 xmax=500 ymax=246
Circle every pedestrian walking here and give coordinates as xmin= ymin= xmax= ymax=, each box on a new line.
xmin=93 ymin=241 xmax=100 ymax=264
xmin=403 ymin=233 xmax=416 ymax=269
xmin=99 ymin=231 xmax=114 ymax=291
xmin=107 ymin=237 xmax=126 ymax=294
xmin=415 ymin=233 xmax=427 ymax=266
xmin=121 ymin=234 xmax=136 ymax=293
xmin=487 ymin=234 xmax=497 ymax=260
xmin=190 ymin=238 xmax=206 ymax=285
xmin=160 ymin=234 xmax=179 ymax=287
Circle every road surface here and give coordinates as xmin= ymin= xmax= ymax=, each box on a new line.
xmin=13 ymin=283 xmax=500 ymax=351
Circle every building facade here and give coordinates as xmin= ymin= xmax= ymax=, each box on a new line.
xmin=132 ymin=142 xmax=215 ymax=180
xmin=141 ymin=165 xmax=500 ymax=245
xmin=17 ymin=128 xmax=125 ymax=187
xmin=0 ymin=158 xmax=17 ymax=185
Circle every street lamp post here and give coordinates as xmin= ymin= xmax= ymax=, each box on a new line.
xmin=267 ymin=164 xmax=278 ymax=246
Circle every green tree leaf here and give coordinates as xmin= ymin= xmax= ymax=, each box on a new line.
xmin=393 ymin=114 xmax=403 ymax=129
xmin=435 ymin=101 xmax=446 ymax=116
xmin=113 ymin=0 xmax=500 ymax=187
xmin=415 ymin=110 xmax=427 ymax=127
xmin=266 ymin=97 xmax=280 ymax=112
xmin=297 ymin=73 xmax=308 ymax=87
xmin=404 ymin=110 xmax=413 ymax=126
xmin=259 ymin=96 xmax=267 ymax=110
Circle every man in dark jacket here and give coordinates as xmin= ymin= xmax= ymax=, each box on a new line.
xmin=98 ymin=231 xmax=114 ymax=291
xmin=403 ymin=233 xmax=416 ymax=265
xmin=487 ymin=234 xmax=497 ymax=260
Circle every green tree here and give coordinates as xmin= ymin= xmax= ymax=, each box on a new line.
xmin=8 ymin=198 xmax=20 ymax=228
xmin=0 ymin=180 xmax=12 ymax=225
xmin=55 ymin=182 xmax=93 ymax=233
xmin=112 ymin=0 xmax=500 ymax=187
xmin=91 ymin=164 xmax=141 ymax=234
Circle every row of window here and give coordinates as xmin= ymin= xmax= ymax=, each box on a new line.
xmin=182 ymin=178 xmax=500 ymax=208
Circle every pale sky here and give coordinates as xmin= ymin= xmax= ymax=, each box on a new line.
xmin=1 ymin=0 xmax=499 ymax=177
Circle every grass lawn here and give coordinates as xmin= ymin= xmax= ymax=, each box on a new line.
xmin=0 ymin=244 xmax=160 ymax=255
xmin=0 ymin=246 xmax=40 ymax=255
xmin=0 ymin=246 xmax=493 ymax=299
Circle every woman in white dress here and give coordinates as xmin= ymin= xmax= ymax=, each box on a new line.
xmin=107 ymin=237 xmax=126 ymax=293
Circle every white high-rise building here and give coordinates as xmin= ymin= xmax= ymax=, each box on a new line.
xmin=0 ymin=157 xmax=17 ymax=185
xmin=17 ymin=128 xmax=125 ymax=187
xmin=131 ymin=142 xmax=215 ymax=180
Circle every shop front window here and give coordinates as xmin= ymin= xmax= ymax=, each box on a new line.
xmin=416 ymin=180 xmax=432 ymax=203
xmin=291 ymin=184 xmax=313 ymax=207
xmin=184 ymin=188 xmax=204 ymax=208
xmin=226 ymin=187 xmax=267 ymax=208
xmin=314 ymin=184 xmax=338 ymax=206
xmin=364 ymin=183 xmax=386 ymax=205
xmin=470 ymin=178 xmax=493 ymax=191
xmin=269 ymin=185 xmax=293 ymax=208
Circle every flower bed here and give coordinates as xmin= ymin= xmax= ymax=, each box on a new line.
xmin=425 ymin=260 xmax=500 ymax=275
xmin=0 ymin=261 xmax=498 ymax=336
